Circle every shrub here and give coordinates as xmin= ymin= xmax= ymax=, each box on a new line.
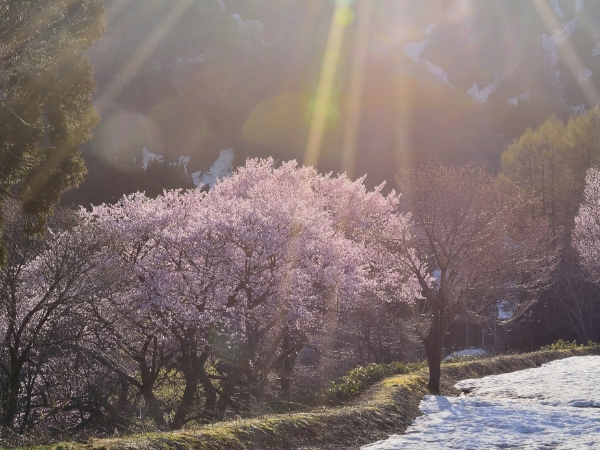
xmin=323 ymin=361 xmax=426 ymax=403
xmin=540 ymin=339 xmax=582 ymax=351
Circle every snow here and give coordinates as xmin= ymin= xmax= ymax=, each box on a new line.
xmin=191 ymin=148 xmax=234 ymax=188
xmin=403 ymin=39 xmax=452 ymax=86
xmin=230 ymin=14 xmax=264 ymax=44
xmin=217 ymin=0 xmax=225 ymax=12
xmin=402 ymin=40 xmax=429 ymax=62
xmin=540 ymin=19 xmax=579 ymax=96
xmin=424 ymin=60 xmax=453 ymax=86
xmin=468 ymin=81 xmax=496 ymax=103
xmin=576 ymin=0 xmax=585 ymax=12
xmin=178 ymin=155 xmax=191 ymax=175
xmin=141 ymin=146 xmax=164 ymax=172
xmin=562 ymin=19 xmax=579 ymax=36
xmin=443 ymin=348 xmax=488 ymax=361
xmin=550 ymin=0 xmax=564 ymax=19
xmin=497 ymin=299 xmax=517 ymax=319
xmin=507 ymin=90 xmax=532 ymax=106
xmin=362 ymin=356 xmax=600 ymax=449
xmin=426 ymin=23 xmax=436 ymax=34
xmin=580 ymin=68 xmax=593 ymax=83
xmin=570 ymin=103 xmax=586 ymax=114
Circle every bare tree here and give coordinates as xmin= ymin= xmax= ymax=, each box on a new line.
xmin=382 ymin=162 xmax=558 ymax=393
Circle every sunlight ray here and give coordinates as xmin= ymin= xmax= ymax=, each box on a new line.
xmin=342 ymin=0 xmax=373 ymax=179
xmin=304 ymin=2 xmax=351 ymax=168
xmin=284 ymin=0 xmax=323 ymax=87
xmin=104 ymin=0 xmax=136 ymax=22
xmin=95 ymin=0 xmax=195 ymax=116
xmin=531 ymin=0 xmax=600 ymax=108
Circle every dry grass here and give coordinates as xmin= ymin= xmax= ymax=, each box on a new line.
xmin=20 ymin=346 xmax=599 ymax=450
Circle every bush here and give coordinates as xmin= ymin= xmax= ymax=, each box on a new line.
xmin=323 ymin=361 xmax=426 ymax=403
xmin=540 ymin=339 xmax=582 ymax=351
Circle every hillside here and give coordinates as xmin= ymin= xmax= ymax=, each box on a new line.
xmin=25 ymin=346 xmax=599 ymax=450
xmin=65 ymin=0 xmax=600 ymax=205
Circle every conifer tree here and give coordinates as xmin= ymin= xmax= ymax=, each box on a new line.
xmin=0 ymin=0 xmax=105 ymax=263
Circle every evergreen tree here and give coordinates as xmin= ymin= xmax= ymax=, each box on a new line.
xmin=501 ymin=109 xmax=600 ymax=344
xmin=0 ymin=0 xmax=105 ymax=263
xmin=502 ymin=108 xmax=600 ymax=237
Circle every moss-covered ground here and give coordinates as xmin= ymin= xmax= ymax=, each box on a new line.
xmin=16 ymin=346 xmax=600 ymax=450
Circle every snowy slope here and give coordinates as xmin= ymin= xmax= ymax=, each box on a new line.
xmin=363 ymin=356 xmax=600 ymax=449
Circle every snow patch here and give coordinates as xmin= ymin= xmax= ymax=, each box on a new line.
xmin=593 ymin=44 xmax=600 ymax=56
xmin=402 ymin=40 xmax=429 ymax=62
xmin=468 ymin=81 xmax=496 ymax=103
xmin=431 ymin=269 xmax=441 ymax=288
xmin=217 ymin=0 xmax=225 ymax=12
xmin=541 ymin=21 xmax=578 ymax=94
xmin=230 ymin=14 xmax=264 ymax=44
xmin=191 ymin=171 xmax=202 ymax=187
xmin=576 ymin=0 xmax=585 ymax=12
xmin=402 ymin=39 xmax=452 ymax=86
xmin=580 ymin=68 xmax=593 ymax=83
xmin=178 ymin=155 xmax=191 ymax=175
xmin=426 ymin=23 xmax=436 ymax=34
xmin=192 ymin=148 xmax=235 ymax=188
xmin=507 ymin=90 xmax=532 ymax=106
xmin=542 ymin=30 xmax=568 ymax=55
xmin=570 ymin=103 xmax=586 ymax=114
xmin=468 ymin=70 xmax=514 ymax=104
xmin=173 ymin=54 xmax=207 ymax=66
xmin=141 ymin=146 xmax=164 ymax=172
xmin=443 ymin=348 xmax=488 ymax=361
xmin=496 ymin=299 xmax=517 ymax=320
xmin=363 ymin=356 xmax=600 ymax=449
xmin=550 ymin=0 xmax=564 ymax=19
xmin=424 ymin=60 xmax=453 ymax=86
xmin=562 ymin=19 xmax=578 ymax=36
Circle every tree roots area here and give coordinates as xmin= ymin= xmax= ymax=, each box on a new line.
xmin=22 ymin=347 xmax=598 ymax=450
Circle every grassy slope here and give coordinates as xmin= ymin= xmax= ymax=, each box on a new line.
xmin=27 ymin=347 xmax=600 ymax=450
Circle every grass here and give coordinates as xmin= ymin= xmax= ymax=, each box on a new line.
xmin=540 ymin=339 xmax=599 ymax=351
xmin=323 ymin=360 xmax=427 ymax=403
xmin=14 ymin=345 xmax=600 ymax=450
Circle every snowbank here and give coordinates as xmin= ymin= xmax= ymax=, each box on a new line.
xmin=443 ymin=348 xmax=488 ymax=361
xmin=363 ymin=356 xmax=600 ymax=449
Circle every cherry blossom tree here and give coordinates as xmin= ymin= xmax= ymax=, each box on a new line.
xmin=0 ymin=203 xmax=127 ymax=430
xmin=79 ymin=158 xmax=419 ymax=427
xmin=79 ymin=191 xmax=196 ymax=429
xmin=199 ymin=160 xmax=419 ymax=405
xmin=384 ymin=162 xmax=558 ymax=393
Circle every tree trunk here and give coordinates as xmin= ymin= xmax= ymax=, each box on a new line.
xmin=280 ymin=332 xmax=293 ymax=396
xmin=424 ymin=325 xmax=446 ymax=394
xmin=199 ymin=366 xmax=217 ymax=418
xmin=138 ymin=358 xmax=167 ymax=429
xmin=140 ymin=384 xmax=167 ymax=429
xmin=172 ymin=370 xmax=197 ymax=429
xmin=214 ymin=367 xmax=242 ymax=420
xmin=0 ymin=372 xmax=20 ymax=428
xmin=172 ymin=336 xmax=201 ymax=430
xmin=197 ymin=346 xmax=218 ymax=421
xmin=107 ymin=379 xmax=132 ymax=433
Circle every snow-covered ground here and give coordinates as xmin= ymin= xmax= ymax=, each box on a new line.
xmin=363 ymin=356 xmax=600 ymax=449
xmin=443 ymin=348 xmax=488 ymax=361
